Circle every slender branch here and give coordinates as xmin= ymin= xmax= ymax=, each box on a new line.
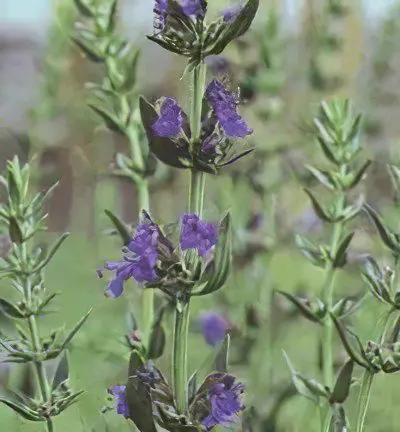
xmin=23 ymin=276 xmax=54 ymax=432
xmin=355 ymin=369 xmax=374 ymax=432
xmin=173 ymin=62 xmax=207 ymax=415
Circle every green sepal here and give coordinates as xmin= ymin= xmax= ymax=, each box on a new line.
xmin=147 ymin=306 xmax=166 ymax=360
xmin=126 ymin=350 xmax=157 ymax=432
xmin=192 ymin=212 xmax=232 ymax=296
xmin=204 ymin=0 xmax=260 ymax=56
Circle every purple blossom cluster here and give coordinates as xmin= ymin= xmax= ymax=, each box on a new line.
xmin=102 ymin=222 xmax=159 ymax=298
xmin=152 ymin=97 xmax=184 ymax=138
xmin=101 ymin=213 xmax=218 ymax=298
xmin=108 ymin=385 xmax=129 ymax=418
xmin=202 ymin=379 xmax=245 ymax=430
xmin=151 ymin=80 xmax=252 ymax=156
xmin=206 ymin=80 xmax=253 ymax=138
xmin=180 ymin=214 xmax=218 ymax=258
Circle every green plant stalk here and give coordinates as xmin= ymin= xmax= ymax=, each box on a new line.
xmin=173 ymin=63 xmax=207 ymax=415
xmin=125 ymin=123 xmax=153 ymax=350
xmin=322 ymin=219 xmax=343 ymax=389
xmin=22 ymin=271 xmax=54 ymax=432
xmin=355 ymin=369 xmax=374 ymax=432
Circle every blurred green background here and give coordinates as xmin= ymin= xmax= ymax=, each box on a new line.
xmin=1 ymin=0 xmax=400 ymax=431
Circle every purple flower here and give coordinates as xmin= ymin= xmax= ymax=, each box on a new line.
xmin=152 ymin=97 xmax=183 ymax=138
xmin=200 ymin=311 xmax=230 ymax=346
xmin=205 ymin=80 xmax=253 ymax=138
xmin=154 ymin=0 xmax=168 ymax=31
xmin=201 ymin=378 xmax=245 ymax=430
xmin=181 ymin=0 xmax=204 ymax=17
xmin=180 ymin=214 xmax=218 ymax=258
xmin=102 ymin=222 xmax=159 ymax=298
xmin=221 ymin=3 xmax=243 ymax=22
xmin=108 ymin=385 xmax=129 ymax=418
xmin=205 ymin=56 xmax=231 ymax=76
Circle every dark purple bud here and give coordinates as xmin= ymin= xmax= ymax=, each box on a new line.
xmin=205 ymin=80 xmax=252 ymax=138
xmin=202 ymin=133 xmax=220 ymax=153
xmin=201 ymin=377 xmax=245 ymax=430
xmin=180 ymin=214 xmax=218 ymax=258
xmin=247 ymin=213 xmax=264 ymax=231
xmin=205 ymin=56 xmax=231 ymax=76
xmin=221 ymin=3 xmax=243 ymax=22
xmin=200 ymin=311 xmax=231 ymax=346
xmin=181 ymin=0 xmax=205 ymax=17
xmin=108 ymin=385 xmax=129 ymax=418
xmin=152 ymin=97 xmax=184 ymax=138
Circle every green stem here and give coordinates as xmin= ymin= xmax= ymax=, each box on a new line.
xmin=355 ymin=369 xmax=374 ymax=432
xmin=172 ymin=62 xmax=207 ymax=415
xmin=24 ymin=278 xmax=54 ymax=432
xmin=173 ymin=302 xmax=190 ymax=414
xmin=321 ymin=219 xmax=343 ymax=389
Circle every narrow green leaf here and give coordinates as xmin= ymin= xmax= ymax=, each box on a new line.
xmin=61 ymin=309 xmax=92 ymax=350
xmin=277 ymin=291 xmax=321 ymax=323
xmin=205 ymin=0 xmax=260 ymax=56
xmin=213 ymin=334 xmax=230 ymax=373
xmin=52 ymin=350 xmax=69 ymax=391
xmin=330 ymin=359 xmax=354 ymax=403
xmin=0 ymin=398 xmax=42 ymax=421
xmin=104 ymin=209 xmax=131 ymax=245
xmin=193 ymin=212 xmax=232 ymax=296
xmin=0 ymin=299 xmax=24 ymax=319
xmin=333 ymin=232 xmax=355 ymax=268
xmin=31 ymin=233 xmax=69 ymax=273
xmin=8 ymin=217 xmax=23 ymax=244
xmin=330 ymin=314 xmax=369 ymax=368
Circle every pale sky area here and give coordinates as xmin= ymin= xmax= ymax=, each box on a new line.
xmin=0 ymin=0 xmax=398 ymax=26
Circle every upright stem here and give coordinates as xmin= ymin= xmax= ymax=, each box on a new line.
xmin=172 ymin=63 xmax=207 ymax=415
xmin=173 ymin=302 xmax=190 ymax=414
xmin=321 ymin=219 xmax=343 ymax=389
xmin=355 ymin=369 xmax=374 ymax=432
xmin=23 ymin=276 xmax=54 ymax=432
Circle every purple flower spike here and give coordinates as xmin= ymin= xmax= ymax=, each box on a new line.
xmin=103 ymin=222 xmax=159 ymax=298
xmin=221 ymin=3 xmax=243 ymax=22
xmin=201 ymin=379 xmax=245 ymax=430
xmin=205 ymin=80 xmax=252 ymax=138
xmin=152 ymin=97 xmax=183 ymax=138
xmin=154 ymin=0 xmax=168 ymax=31
xmin=180 ymin=214 xmax=218 ymax=258
xmin=200 ymin=311 xmax=230 ymax=346
xmin=181 ymin=0 xmax=204 ymax=17
xmin=108 ymin=385 xmax=129 ymax=418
